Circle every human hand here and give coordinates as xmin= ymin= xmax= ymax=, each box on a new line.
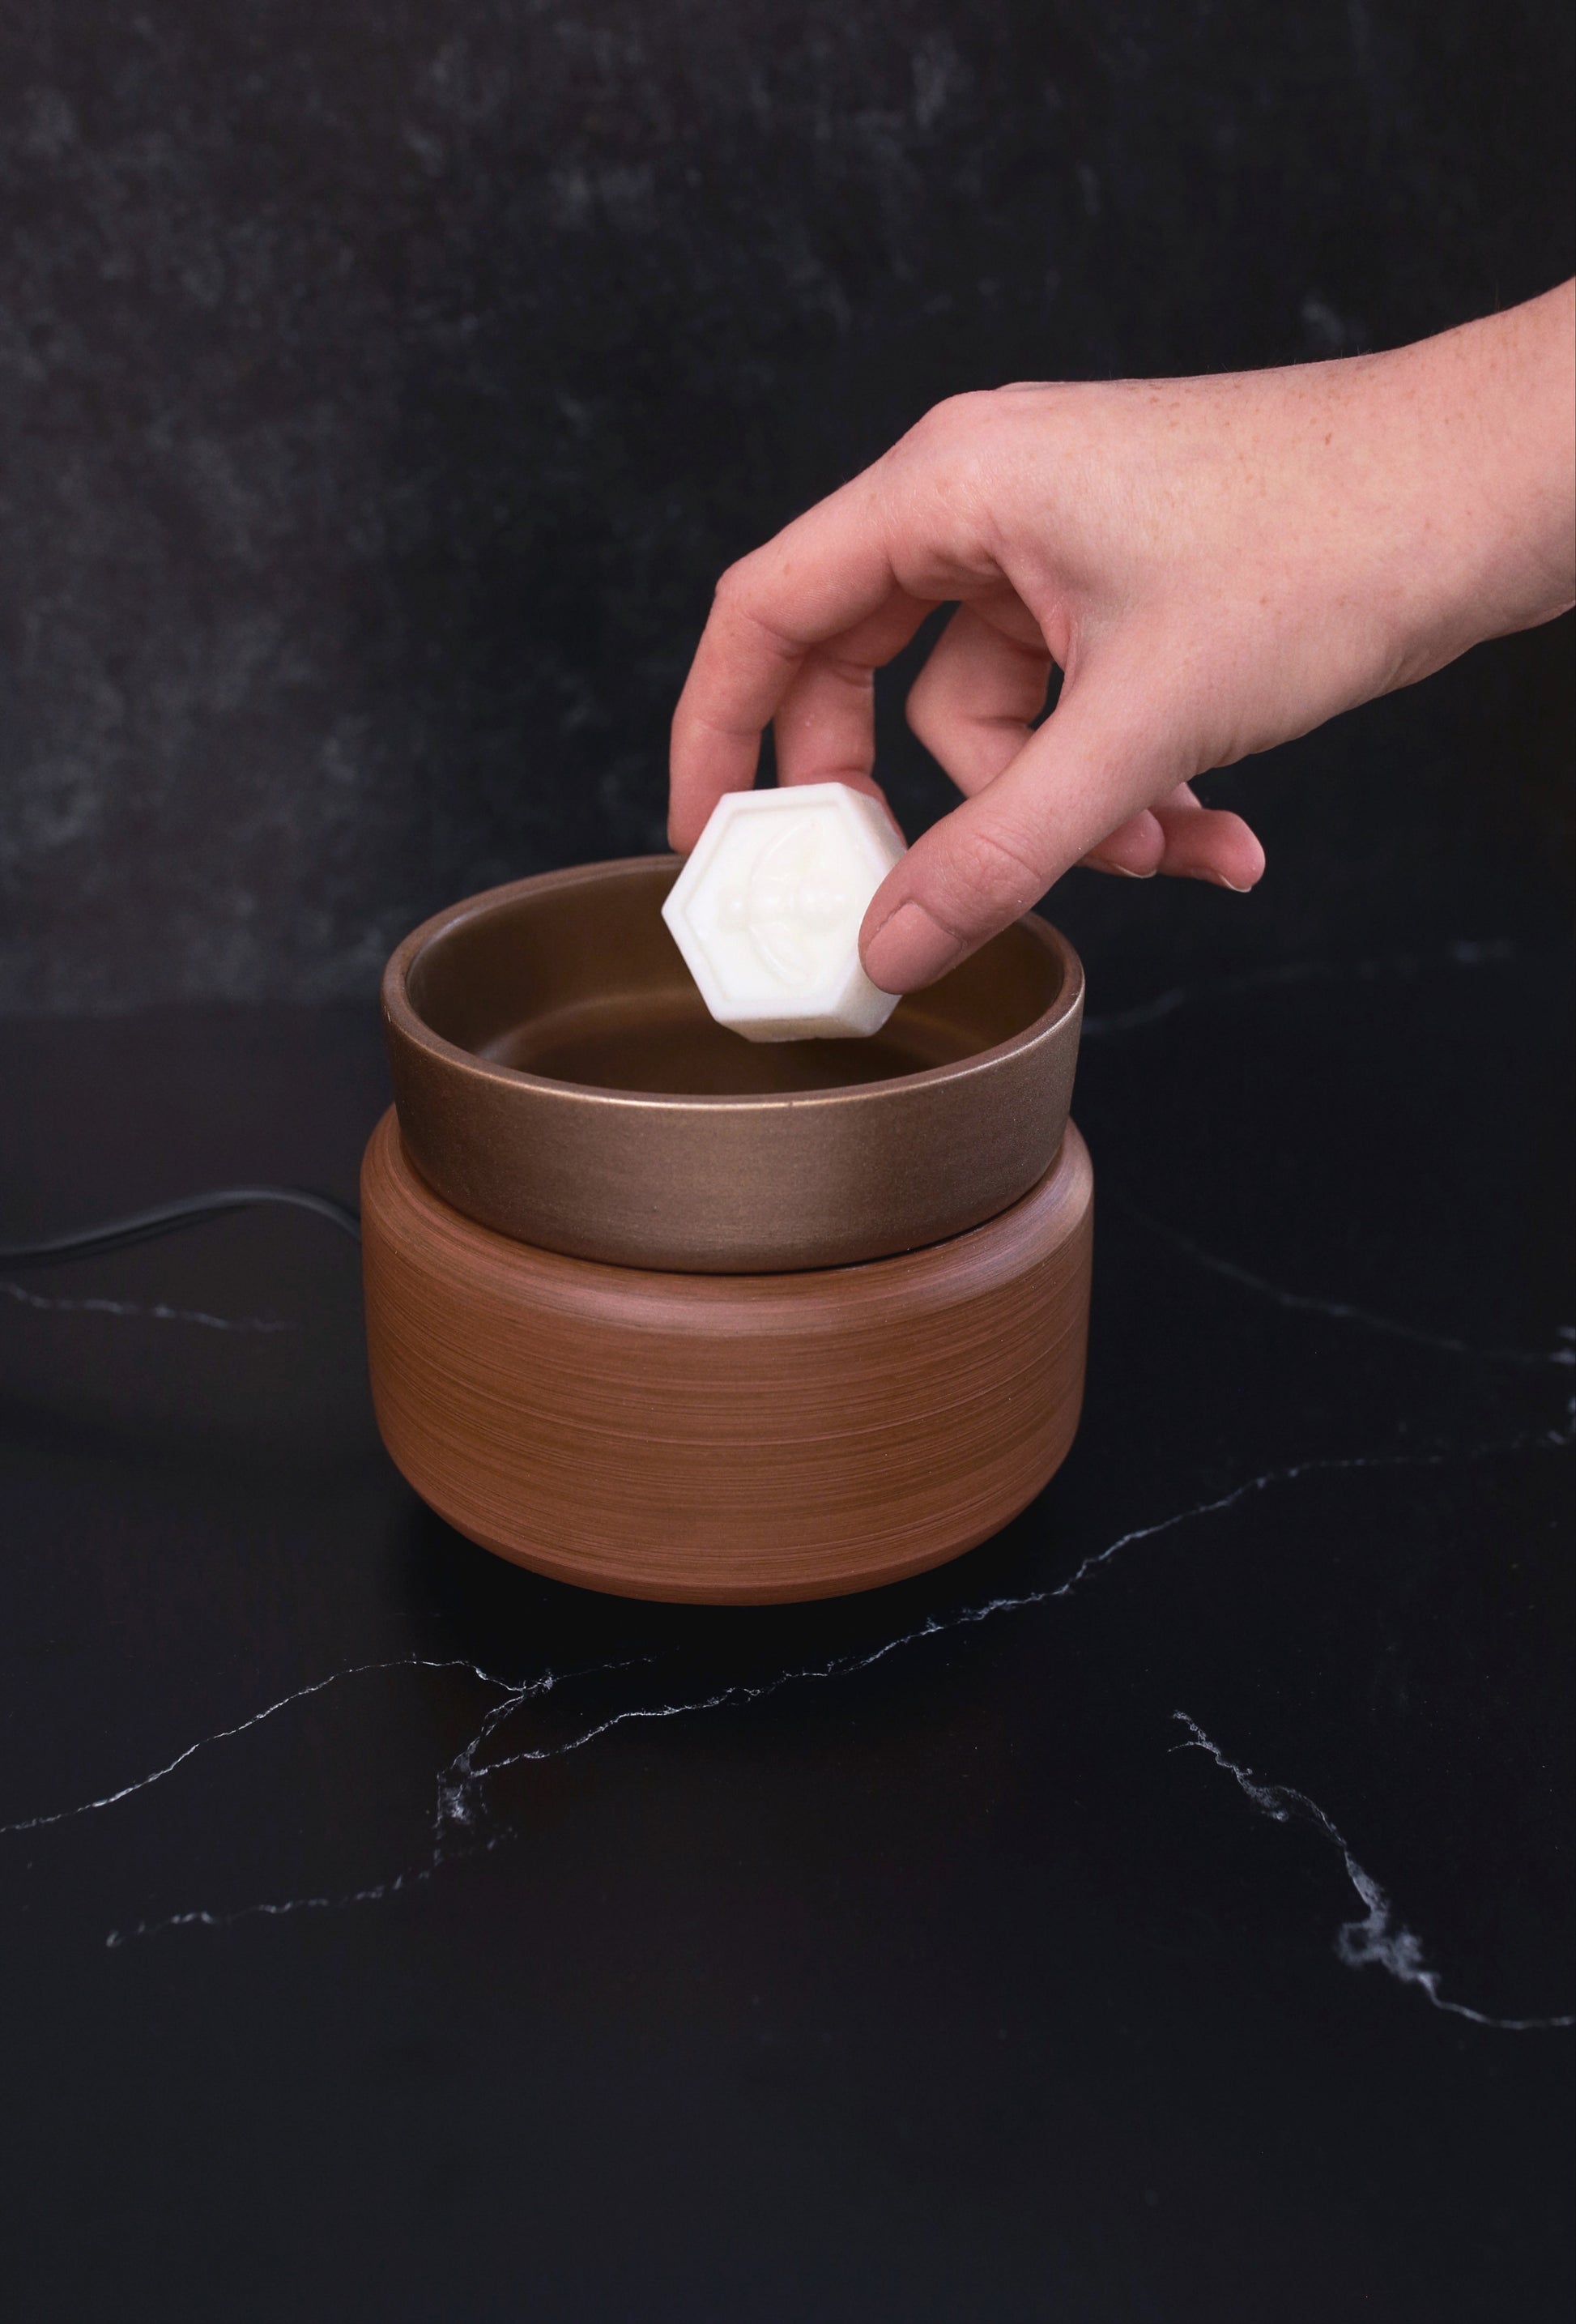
xmin=669 ymin=281 xmax=1574 ymax=992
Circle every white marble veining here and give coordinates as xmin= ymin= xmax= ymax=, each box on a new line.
xmin=2 ymin=1413 xmax=1557 ymax=2007
xmin=1080 ymin=935 xmax=1519 ymax=1040
xmin=0 ymin=1655 xmax=507 ymax=1839
xmin=1115 ymin=1205 xmax=1575 ymax=1371
xmin=1172 ymin=1714 xmax=1576 ymax=2032
xmin=2 ymin=1277 xmax=292 ymax=1334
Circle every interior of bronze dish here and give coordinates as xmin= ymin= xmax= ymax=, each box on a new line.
xmin=406 ymin=859 xmax=1064 ymax=1098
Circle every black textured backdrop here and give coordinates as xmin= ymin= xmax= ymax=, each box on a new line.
xmin=1 ymin=0 xmax=1572 ymax=1010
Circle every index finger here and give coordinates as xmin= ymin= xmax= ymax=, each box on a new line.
xmin=668 ymin=470 xmax=906 ymax=849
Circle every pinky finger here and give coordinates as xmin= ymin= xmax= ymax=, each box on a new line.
xmin=1149 ymin=784 xmax=1266 ymax=890
xmin=1080 ymin=810 xmax=1165 ymax=878
xmin=1080 ymin=785 xmax=1265 ymax=889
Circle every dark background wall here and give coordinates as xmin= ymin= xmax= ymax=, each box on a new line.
xmin=0 ymin=0 xmax=1571 ymax=1013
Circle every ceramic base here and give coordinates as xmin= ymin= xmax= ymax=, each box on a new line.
xmin=361 ymin=1110 xmax=1093 ymax=1605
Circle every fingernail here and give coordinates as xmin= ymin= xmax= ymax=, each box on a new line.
xmin=1189 ymin=870 xmax=1254 ymax=893
xmin=1088 ymin=857 xmax=1157 ymax=880
xmin=863 ymin=901 xmax=966 ymax=993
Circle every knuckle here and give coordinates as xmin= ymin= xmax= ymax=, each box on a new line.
xmin=820 ymin=649 xmax=875 ymax=690
xmin=948 ymin=823 xmax=1046 ymax=915
xmin=710 ymin=556 xmax=756 ymax=614
xmin=890 ymin=389 xmax=994 ymax=471
xmin=927 ymin=387 xmax=998 ymax=440
xmin=709 ymin=556 xmax=798 ymax=661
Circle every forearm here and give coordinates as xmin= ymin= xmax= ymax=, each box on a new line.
xmin=1358 ymin=280 xmax=1575 ymax=678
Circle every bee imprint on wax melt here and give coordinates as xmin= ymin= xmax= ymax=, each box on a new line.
xmin=663 ymin=782 xmax=908 ymax=1043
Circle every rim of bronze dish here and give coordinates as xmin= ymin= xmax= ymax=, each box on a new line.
xmin=380 ymin=856 xmax=1084 ymax=1273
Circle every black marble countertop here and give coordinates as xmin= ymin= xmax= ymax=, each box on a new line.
xmin=1 ymin=925 xmax=1570 ymax=2321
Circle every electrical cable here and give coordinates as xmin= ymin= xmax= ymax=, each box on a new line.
xmin=0 ymin=1186 xmax=361 ymax=1270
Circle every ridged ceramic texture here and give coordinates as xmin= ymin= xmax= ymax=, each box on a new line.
xmin=362 ymin=1111 xmax=1094 ymax=1605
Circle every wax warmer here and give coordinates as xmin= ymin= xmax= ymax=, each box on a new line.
xmin=361 ymin=857 xmax=1093 ymax=1604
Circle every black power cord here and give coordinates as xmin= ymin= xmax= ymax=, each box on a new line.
xmin=0 ymin=1187 xmax=360 ymax=1270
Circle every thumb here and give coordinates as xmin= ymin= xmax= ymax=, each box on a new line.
xmin=861 ymin=663 xmax=1186 ymax=991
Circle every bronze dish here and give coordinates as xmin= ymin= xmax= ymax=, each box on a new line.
xmin=381 ymin=856 xmax=1084 ymax=1274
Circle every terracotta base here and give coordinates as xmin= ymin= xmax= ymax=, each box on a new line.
xmin=361 ymin=1110 xmax=1093 ymax=1605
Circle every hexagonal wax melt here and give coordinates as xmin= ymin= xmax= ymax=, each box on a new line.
xmin=662 ymin=782 xmax=907 ymax=1042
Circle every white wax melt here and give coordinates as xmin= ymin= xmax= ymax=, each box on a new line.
xmin=662 ymin=782 xmax=907 ymax=1042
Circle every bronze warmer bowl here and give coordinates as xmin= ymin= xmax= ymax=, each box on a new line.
xmin=362 ymin=856 xmax=1093 ymax=1603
